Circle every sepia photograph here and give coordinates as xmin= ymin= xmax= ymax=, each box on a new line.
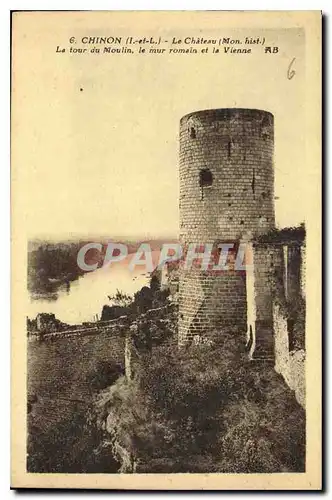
xmin=11 ymin=10 xmax=321 ymax=490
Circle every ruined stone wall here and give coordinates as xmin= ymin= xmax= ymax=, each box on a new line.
xmin=28 ymin=329 xmax=125 ymax=413
xmin=28 ymin=304 xmax=177 ymax=395
xmin=274 ymin=302 xmax=305 ymax=408
xmin=178 ymin=108 xmax=275 ymax=342
xmin=251 ymin=243 xmax=283 ymax=358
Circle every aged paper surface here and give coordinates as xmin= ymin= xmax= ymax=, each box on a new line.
xmin=11 ymin=11 xmax=321 ymax=489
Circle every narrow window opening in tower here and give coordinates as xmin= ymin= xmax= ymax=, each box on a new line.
xmin=189 ymin=127 xmax=196 ymax=139
xmin=251 ymin=168 xmax=256 ymax=199
xmin=199 ymin=169 xmax=213 ymax=188
xmin=228 ymin=140 xmax=232 ymax=158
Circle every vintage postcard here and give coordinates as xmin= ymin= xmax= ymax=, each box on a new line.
xmin=11 ymin=10 xmax=322 ymax=490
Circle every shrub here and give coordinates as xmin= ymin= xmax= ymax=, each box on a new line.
xmin=94 ymin=332 xmax=305 ymax=473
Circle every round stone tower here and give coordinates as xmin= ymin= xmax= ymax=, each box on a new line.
xmin=178 ymin=108 xmax=275 ymax=344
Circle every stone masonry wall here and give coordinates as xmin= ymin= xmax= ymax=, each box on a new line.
xmin=273 ymin=243 xmax=306 ymax=407
xmin=28 ymin=329 xmax=125 ymax=419
xmin=273 ymin=302 xmax=305 ymax=408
